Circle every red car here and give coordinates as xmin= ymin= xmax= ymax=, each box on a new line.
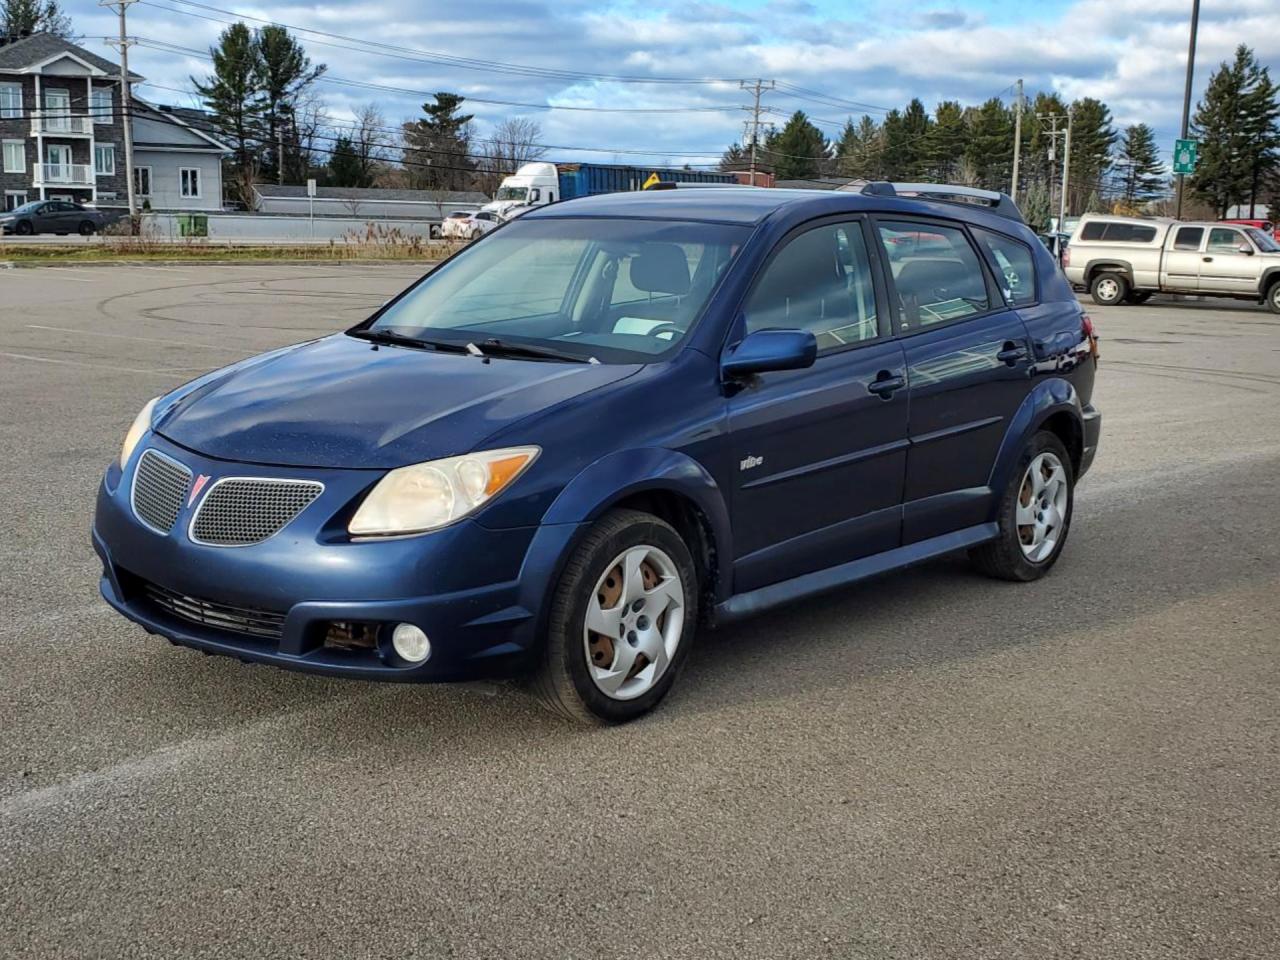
xmin=1221 ymin=218 xmax=1280 ymax=243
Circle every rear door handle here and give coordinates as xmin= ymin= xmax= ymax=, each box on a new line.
xmin=867 ymin=370 xmax=906 ymax=399
xmin=996 ymin=342 xmax=1028 ymax=365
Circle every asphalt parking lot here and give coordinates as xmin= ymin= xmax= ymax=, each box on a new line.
xmin=1 ymin=263 xmax=1277 ymax=959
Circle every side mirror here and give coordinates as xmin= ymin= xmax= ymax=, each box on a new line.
xmin=1237 ymin=243 xmax=1255 ymax=256
xmin=722 ymin=328 xmax=817 ymax=379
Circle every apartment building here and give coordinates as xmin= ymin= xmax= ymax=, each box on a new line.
xmin=0 ymin=32 xmax=227 ymax=212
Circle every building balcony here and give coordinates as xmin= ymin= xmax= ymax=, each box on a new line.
xmin=31 ymin=115 xmax=94 ymax=136
xmin=34 ymin=163 xmax=94 ymax=187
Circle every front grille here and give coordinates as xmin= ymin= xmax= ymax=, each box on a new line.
xmin=190 ymin=478 xmax=323 ymax=546
xmin=142 ymin=579 xmax=286 ymax=639
xmin=132 ymin=449 xmax=192 ymax=534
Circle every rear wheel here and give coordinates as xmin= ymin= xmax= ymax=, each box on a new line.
xmin=78 ymin=220 xmax=96 ymax=236
xmin=1090 ymin=272 xmax=1128 ymax=306
xmin=1267 ymin=280 xmax=1280 ymax=315
xmin=529 ymin=509 xmax=698 ymax=724
xmin=970 ymin=431 xmax=1075 ymax=582
xmin=15 ymin=220 xmax=33 ymax=236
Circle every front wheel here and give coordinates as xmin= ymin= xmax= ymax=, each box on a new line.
xmin=529 ymin=509 xmax=698 ymax=724
xmin=78 ymin=220 xmax=96 ymax=236
xmin=1267 ymin=281 xmax=1280 ymax=315
xmin=15 ymin=220 xmax=33 ymax=236
xmin=1090 ymin=272 xmax=1128 ymax=306
xmin=970 ymin=431 xmax=1075 ymax=581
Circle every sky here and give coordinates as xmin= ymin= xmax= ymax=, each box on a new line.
xmin=65 ymin=0 xmax=1280 ymax=168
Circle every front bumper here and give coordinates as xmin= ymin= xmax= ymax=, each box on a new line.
xmin=94 ymin=434 xmax=582 ymax=682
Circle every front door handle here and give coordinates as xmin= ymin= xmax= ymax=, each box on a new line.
xmin=867 ymin=370 xmax=906 ymax=399
xmin=1202 ymin=256 xmax=1214 ymax=262
xmin=996 ymin=341 xmax=1028 ymax=365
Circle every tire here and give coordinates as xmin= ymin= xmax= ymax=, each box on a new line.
xmin=15 ymin=220 xmax=33 ymax=236
xmin=970 ymin=431 xmax=1075 ymax=582
xmin=78 ymin=220 xmax=96 ymax=236
xmin=1267 ymin=280 xmax=1280 ymax=315
xmin=1124 ymin=290 xmax=1152 ymax=304
xmin=1090 ymin=272 xmax=1128 ymax=306
xmin=529 ymin=508 xmax=699 ymax=724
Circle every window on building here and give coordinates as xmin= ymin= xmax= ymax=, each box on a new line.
xmin=134 ymin=167 xmax=152 ymax=197
xmin=94 ymin=143 xmax=115 ymax=176
xmin=180 ymin=167 xmax=201 ymax=198
xmin=4 ymin=191 xmax=28 ymax=211
xmin=90 ymin=87 xmax=112 ymax=124
xmin=0 ymin=83 xmax=21 ymax=119
xmin=2 ymin=140 xmax=24 ymax=173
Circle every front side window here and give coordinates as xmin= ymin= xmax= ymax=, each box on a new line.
xmin=877 ymin=221 xmax=991 ymax=329
xmin=1207 ymin=228 xmax=1247 ymax=254
xmin=973 ymin=228 xmax=1036 ymax=305
xmin=90 ymin=87 xmax=112 ymax=123
xmin=0 ymin=83 xmax=21 ymax=119
xmin=180 ymin=167 xmax=201 ymax=198
xmin=364 ymin=217 xmax=748 ymax=363
xmin=1173 ymin=227 xmax=1203 ymax=250
xmin=743 ymin=221 xmax=880 ymax=351
xmin=2 ymin=140 xmax=24 ymax=174
xmin=134 ymin=167 xmax=151 ymax=197
xmin=94 ymin=143 xmax=115 ymax=176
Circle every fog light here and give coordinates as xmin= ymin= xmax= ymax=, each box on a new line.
xmin=391 ymin=623 xmax=431 ymax=664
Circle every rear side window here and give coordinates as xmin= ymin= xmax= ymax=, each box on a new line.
xmin=1173 ymin=227 xmax=1203 ymax=250
xmin=745 ymin=222 xmax=880 ymax=352
xmin=1080 ymin=221 xmax=1158 ymax=243
xmin=973 ymin=228 xmax=1037 ymax=305
xmin=877 ymin=221 xmax=990 ymax=330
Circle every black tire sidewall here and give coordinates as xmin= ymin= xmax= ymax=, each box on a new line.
xmin=79 ymin=221 xmax=95 ymax=236
xmin=1091 ymin=273 xmax=1127 ymax=305
xmin=549 ymin=514 xmax=699 ymax=723
xmin=1006 ymin=432 xmax=1075 ymax=578
xmin=1268 ymin=282 xmax=1280 ymax=314
xmin=16 ymin=221 xmax=33 ymax=235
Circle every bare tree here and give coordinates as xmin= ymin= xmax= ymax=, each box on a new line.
xmin=475 ymin=117 xmax=547 ymax=195
xmin=286 ymin=91 xmax=329 ymax=182
xmin=353 ymin=104 xmax=392 ymax=184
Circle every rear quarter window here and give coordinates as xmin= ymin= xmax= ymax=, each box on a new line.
xmin=1081 ymin=221 xmax=1158 ymax=243
xmin=974 ymin=228 xmax=1037 ymax=305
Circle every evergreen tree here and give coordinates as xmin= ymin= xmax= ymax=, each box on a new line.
xmin=328 ymin=135 xmax=371 ymax=188
xmin=1 ymin=0 xmax=70 ymax=38
xmin=834 ymin=118 xmax=859 ymax=175
xmin=1021 ymin=180 xmax=1051 ymax=232
xmin=254 ymin=25 xmax=325 ymax=185
xmin=1067 ymin=97 xmax=1116 ymax=215
xmin=402 ymin=92 xmax=476 ymax=191
xmin=763 ymin=110 xmax=828 ymax=181
xmin=835 ymin=115 xmax=884 ymax=180
xmin=1116 ymin=123 xmax=1165 ymax=205
xmin=192 ymin=23 xmax=267 ymax=206
xmin=926 ymin=100 xmax=966 ymax=181
xmin=1191 ymin=46 xmax=1280 ymax=217
xmin=1024 ymin=92 xmax=1069 ymax=196
xmin=964 ymin=98 xmax=1013 ymax=191
xmin=718 ymin=142 xmax=749 ymax=172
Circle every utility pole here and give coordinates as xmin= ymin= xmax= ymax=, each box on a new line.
xmin=740 ymin=79 xmax=774 ymax=186
xmin=1175 ymin=0 xmax=1200 ymax=218
xmin=1039 ymin=111 xmax=1067 ymax=228
xmin=100 ymin=0 xmax=138 ymax=230
xmin=1058 ymin=106 xmax=1074 ymax=232
xmin=1010 ymin=79 xmax=1023 ymax=202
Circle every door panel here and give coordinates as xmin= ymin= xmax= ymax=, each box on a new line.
xmin=1199 ymin=227 xmax=1258 ymax=294
xmin=1162 ymin=226 xmax=1204 ymax=290
xmin=728 ymin=340 xmax=909 ymax=592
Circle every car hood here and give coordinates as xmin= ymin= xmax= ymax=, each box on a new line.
xmin=155 ymin=334 xmax=641 ymax=469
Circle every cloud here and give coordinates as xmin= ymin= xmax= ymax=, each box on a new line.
xmin=62 ymin=0 xmax=1279 ymax=164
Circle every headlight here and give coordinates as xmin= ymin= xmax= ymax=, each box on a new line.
xmin=119 ymin=397 xmax=159 ymax=468
xmin=349 ymin=446 xmax=539 ymax=536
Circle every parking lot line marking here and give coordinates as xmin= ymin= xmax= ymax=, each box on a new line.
xmin=26 ymin=324 xmax=249 ymax=353
xmin=0 ymin=350 xmax=208 ymax=376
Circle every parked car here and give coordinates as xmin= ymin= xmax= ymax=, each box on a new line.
xmin=441 ymin=209 xmax=499 ymax=241
xmin=1064 ymin=214 xmax=1280 ymax=312
xmin=437 ymin=210 xmax=474 ymax=240
xmin=94 ymin=182 xmax=1101 ymax=723
xmin=0 ymin=200 xmax=115 ymax=236
xmin=1220 ymin=217 xmax=1279 ymax=243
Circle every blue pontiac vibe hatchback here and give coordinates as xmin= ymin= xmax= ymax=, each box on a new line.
xmin=94 ymin=183 xmax=1101 ymax=723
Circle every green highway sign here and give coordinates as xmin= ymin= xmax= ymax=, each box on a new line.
xmin=1173 ymin=138 xmax=1199 ymax=175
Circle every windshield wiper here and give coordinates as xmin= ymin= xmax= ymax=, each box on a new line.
xmin=350 ymin=329 xmax=470 ymax=353
xmin=468 ymin=338 xmax=598 ymax=364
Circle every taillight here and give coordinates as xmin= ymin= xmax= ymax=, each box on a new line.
xmin=1081 ymin=313 xmax=1095 ymax=339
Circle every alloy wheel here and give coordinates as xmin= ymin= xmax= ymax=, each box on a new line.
xmin=1095 ymin=277 xmax=1119 ymax=302
xmin=1017 ymin=452 xmax=1069 ymax=563
xmin=583 ymin=544 xmax=685 ymax=700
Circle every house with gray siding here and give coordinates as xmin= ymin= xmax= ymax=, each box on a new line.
xmin=0 ymin=32 xmax=227 ymax=212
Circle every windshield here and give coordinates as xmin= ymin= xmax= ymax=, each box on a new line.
xmin=6 ymin=201 xmax=42 ymax=215
xmin=363 ymin=217 xmax=749 ymax=363
xmin=1246 ymin=227 xmax=1279 ymax=252
xmin=495 ymin=186 xmax=528 ymax=201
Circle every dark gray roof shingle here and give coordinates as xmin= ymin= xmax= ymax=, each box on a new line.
xmin=0 ymin=32 xmax=142 ymax=80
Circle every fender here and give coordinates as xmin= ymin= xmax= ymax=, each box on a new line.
xmin=987 ymin=378 xmax=1082 ymax=513
xmin=542 ymin=446 xmax=734 ymax=595
xmin=1259 ymin=265 xmax=1280 ymax=298
xmin=1084 ymin=258 xmax=1135 ymax=288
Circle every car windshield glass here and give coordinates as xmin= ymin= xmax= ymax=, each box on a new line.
xmin=1245 ymin=227 xmax=1279 ymax=252
xmin=495 ymin=186 xmax=528 ymax=201
xmin=8 ymin=201 xmax=42 ymax=215
xmin=362 ymin=217 xmax=749 ymax=363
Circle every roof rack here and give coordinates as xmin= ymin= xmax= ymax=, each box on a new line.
xmin=860 ymin=181 xmax=1025 ymax=224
